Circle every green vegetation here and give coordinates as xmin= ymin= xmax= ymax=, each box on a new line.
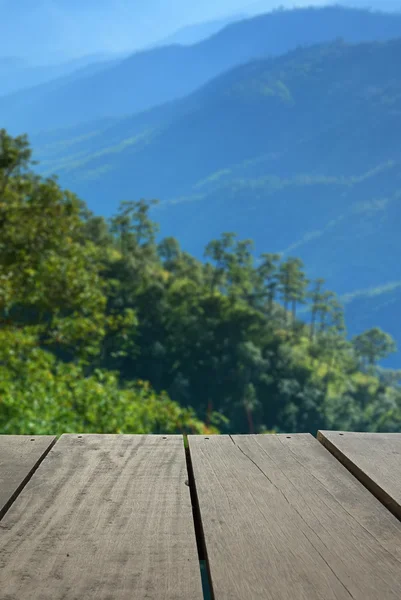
xmin=0 ymin=130 xmax=217 ymax=435
xmin=1 ymin=129 xmax=401 ymax=435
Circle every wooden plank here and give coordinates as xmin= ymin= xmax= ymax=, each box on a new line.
xmin=318 ymin=430 xmax=401 ymax=519
xmin=188 ymin=433 xmax=401 ymax=600
xmin=0 ymin=435 xmax=56 ymax=520
xmin=0 ymin=434 xmax=203 ymax=600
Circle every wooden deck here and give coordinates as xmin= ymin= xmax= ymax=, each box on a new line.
xmin=1 ymin=432 xmax=401 ymax=599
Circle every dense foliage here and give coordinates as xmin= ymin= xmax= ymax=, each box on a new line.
xmin=1 ymin=130 xmax=400 ymax=435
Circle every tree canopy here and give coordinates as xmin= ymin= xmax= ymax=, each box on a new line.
xmin=1 ymin=129 xmax=401 ymax=435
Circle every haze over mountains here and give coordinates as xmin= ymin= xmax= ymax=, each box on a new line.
xmin=0 ymin=0 xmax=330 ymax=63
xmin=0 ymin=7 xmax=307 ymax=97
xmin=0 ymin=15 xmax=242 ymax=96
xmin=2 ymin=0 xmax=399 ymax=64
xmin=3 ymin=4 xmax=401 ymax=366
xmin=2 ymin=1 xmax=399 ymax=96
xmin=0 ymin=13 xmax=248 ymax=96
xmin=4 ymin=5 xmax=401 ymax=135
xmin=0 ymin=52 xmax=131 ymax=97
xmin=33 ymin=34 xmax=401 ymax=290
xmin=153 ymin=14 xmax=248 ymax=47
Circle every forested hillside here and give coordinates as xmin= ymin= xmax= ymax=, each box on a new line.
xmin=30 ymin=36 xmax=401 ymax=363
xmin=38 ymin=36 xmax=401 ymax=202
xmin=3 ymin=6 xmax=401 ymax=133
xmin=1 ymin=129 xmax=400 ymax=435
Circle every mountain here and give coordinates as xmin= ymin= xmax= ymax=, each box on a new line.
xmin=154 ymin=14 xmax=248 ymax=47
xmin=0 ymin=53 xmax=127 ymax=97
xmin=0 ymin=0 xmax=267 ymax=63
xmin=3 ymin=1 xmax=400 ymax=65
xmin=0 ymin=15 xmax=246 ymax=97
xmin=4 ymin=5 xmax=401 ymax=134
xmin=248 ymin=0 xmax=401 ymax=13
xmin=30 ymin=36 xmax=401 ymax=363
xmin=342 ymin=0 xmax=401 ymax=11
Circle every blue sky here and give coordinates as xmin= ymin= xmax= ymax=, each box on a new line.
xmin=3 ymin=0 xmax=401 ymax=63
xmin=1 ymin=0 xmax=333 ymax=63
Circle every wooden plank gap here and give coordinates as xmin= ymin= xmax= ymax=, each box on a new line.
xmin=189 ymin=433 xmax=401 ymax=599
xmin=0 ymin=434 xmax=204 ymax=599
xmin=0 ymin=435 xmax=57 ymax=521
xmin=317 ymin=430 xmax=401 ymax=522
xmin=184 ymin=434 xmax=215 ymax=600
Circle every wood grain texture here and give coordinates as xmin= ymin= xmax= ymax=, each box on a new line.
xmin=318 ymin=430 xmax=401 ymax=519
xmin=0 ymin=434 xmax=203 ymax=600
xmin=188 ymin=433 xmax=401 ymax=600
xmin=0 ymin=435 xmax=56 ymax=520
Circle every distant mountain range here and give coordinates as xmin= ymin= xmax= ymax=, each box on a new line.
xmin=4 ymin=5 xmax=401 ymax=135
xmin=0 ymin=15 xmax=246 ymax=97
xmin=33 ymin=36 xmax=401 ymax=271
xmin=342 ymin=0 xmax=401 ymax=11
xmin=0 ymin=53 xmax=129 ymax=97
xmin=2 ymin=1 xmax=400 ymax=65
xmin=26 ymin=9 xmax=401 ymax=365
xmin=0 ymin=0 xmax=276 ymax=63
xmin=242 ymin=0 xmax=401 ymax=14
xmin=154 ymin=14 xmax=248 ymax=47
xmin=3 ymin=5 xmax=399 ymax=364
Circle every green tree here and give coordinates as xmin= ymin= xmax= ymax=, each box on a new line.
xmin=352 ymin=327 xmax=397 ymax=367
xmin=308 ymin=278 xmax=325 ymax=340
xmin=256 ymin=253 xmax=281 ymax=316
xmin=109 ymin=199 xmax=159 ymax=258
xmin=0 ymin=129 xmax=33 ymax=198
xmin=204 ymin=232 xmax=236 ymax=293
xmin=318 ymin=290 xmax=336 ymax=334
xmin=0 ymin=327 xmax=216 ymax=435
xmin=0 ymin=133 xmax=108 ymax=363
xmin=226 ymin=238 xmax=255 ymax=302
xmin=278 ymin=257 xmax=307 ymax=327
xmin=157 ymin=237 xmax=181 ymax=271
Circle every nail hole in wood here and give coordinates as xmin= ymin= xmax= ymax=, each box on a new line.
xmin=339 ymin=433 xmax=344 ymax=436
xmin=205 ymin=437 xmax=209 ymax=440
xmin=30 ymin=438 xmax=35 ymax=441
xmin=78 ymin=435 xmax=82 ymax=439
xmin=286 ymin=436 xmax=291 ymax=439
